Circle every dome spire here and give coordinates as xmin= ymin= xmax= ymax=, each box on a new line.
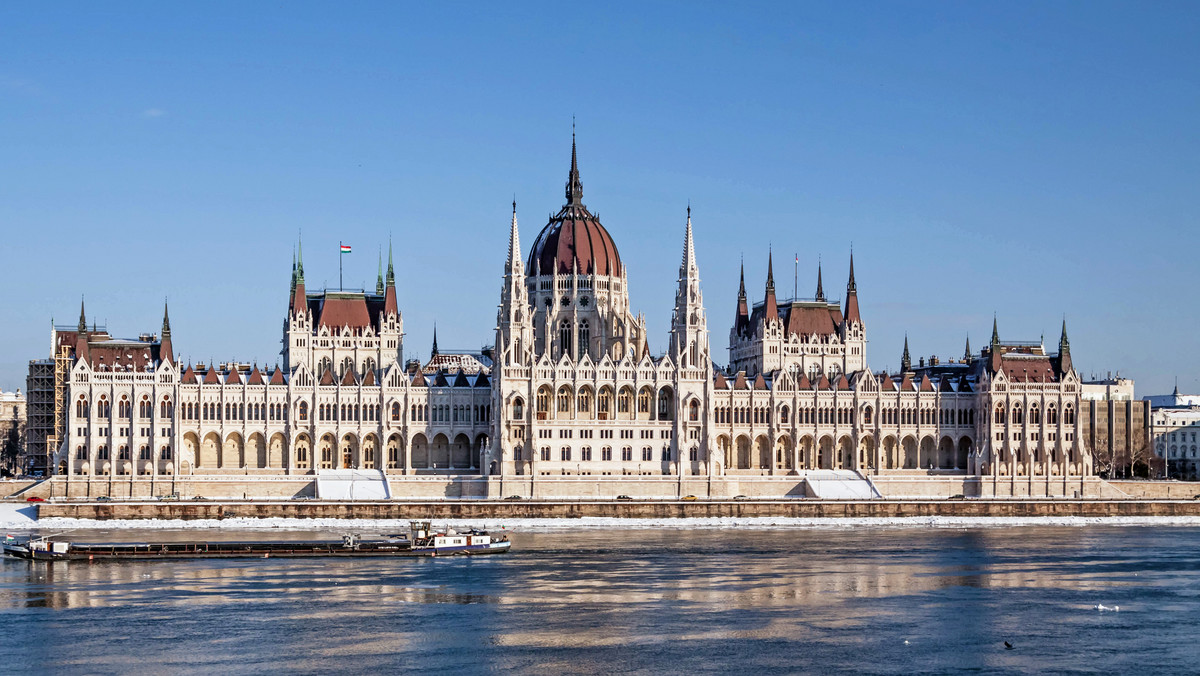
xmin=566 ymin=119 xmax=583 ymax=206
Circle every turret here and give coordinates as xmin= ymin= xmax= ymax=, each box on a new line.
xmin=1058 ymin=318 xmax=1072 ymax=375
xmin=901 ymin=334 xmax=911 ymax=373
xmin=384 ymin=238 xmax=398 ymax=317
xmin=763 ymin=250 xmax=778 ymax=322
xmin=292 ymin=237 xmax=307 ymax=317
xmin=159 ymin=300 xmax=173 ymax=365
xmin=669 ymin=206 xmax=708 ymax=369
xmin=843 ymin=251 xmax=860 ymax=324
xmin=963 ymin=334 xmax=972 ymax=362
xmin=815 ymin=260 xmax=825 ymax=303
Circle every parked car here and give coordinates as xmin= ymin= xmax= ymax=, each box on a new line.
xmin=158 ymin=493 xmax=180 ymax=501
xmin=733 ymin=495 xmax=748 ymax=501
xmin=682 ymin=495 xmax=698 ymax=501
xmin=504 ymin=495 xmax=523 ymax=501
xmin=95 ymin=496 xmax=112 ymax=502
xmin=25 ymin=496 xmax=45 ymax=502
xmin=615 ymin=495 xmax=633 ymax=501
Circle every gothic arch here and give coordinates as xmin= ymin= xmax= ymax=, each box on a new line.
xmin=411 ymin=433 xmax=429 ymax=468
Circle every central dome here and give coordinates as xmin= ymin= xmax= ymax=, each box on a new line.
xmin=527 ymin=139 xmax=623 ymax=277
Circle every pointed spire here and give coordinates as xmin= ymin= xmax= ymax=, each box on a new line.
xmin=1174 ymin=377 xmax=1180 ymax=397
xmin=376 ymin=249 xmax=385 ymax=295
xmin=431 ymin=325 xmax=439 ymax=357
xmin=901 ymin=334 xmax=911 ymax=372
xmin=963 ymin=334 xmax=971 ymax=361
xmin=78 ymin=297 xmax=86 ymax=333
xmin=763 ymin=249 xmax=779 ymax=321
xmin=386 ymin=236 xmax=395 ymax=286
xmin=296 ymin=235 xmax=305 ymax=285
xmin=159 ymin=299 xmax=174 ymax=364
xmin=815 ymin=259 xmax=825 ymax=302
xmin=565 ymin=121 xmax=583 ymax=206
xmin=991 ymin=314 xmax=1000 ymax=347
xmin=737 ymin=259 xmax=746 ymax=300
xmin=681 ymin=204 xmax=696 ymax=274
xmin=1059 ymin=317 xmax=1070 ymax=354
xmin=506 ymin=199 xmax=522 ymax=272
xmin=290 ymin=248 xmax=297 ymax=293
xmin=842 ymin=250 xmax=861 ymax=324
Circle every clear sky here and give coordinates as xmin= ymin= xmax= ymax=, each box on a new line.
xmin=1 ymin=2 xmax=1197 ymax=396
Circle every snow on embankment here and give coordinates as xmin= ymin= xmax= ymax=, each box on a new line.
xmin=0 ymin=503 xmax=39 ymax=529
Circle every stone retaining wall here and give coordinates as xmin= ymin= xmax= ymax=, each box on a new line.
xmin=33 ymin=498 xmax=1200 ymax=520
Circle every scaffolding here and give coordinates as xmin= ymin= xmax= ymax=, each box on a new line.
xmin=23 ymin=343 xmax=72 ymax=476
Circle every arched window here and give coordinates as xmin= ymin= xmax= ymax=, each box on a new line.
xmin=557 ymin=386 xmax=573 ymax=414
xmin=1064 ymin=406 xmax=1075 ymax=425
xmin=995 ymin=405 xmax=1006 ymax=425
xmin=657 ymin=389 xmax=673 ymax=420
xmin=299 ymin=401 xmax=309 ymax=421
xmin=638 ymin=388 xmax=652 ymax=415
xmin=577 ymin=388 xmax=591 ymax=414
xmin=689 ymin=400 xmax=701 ymax=422
xmin=341 ymin=357 xmax=354 ymax=377
xmin=559 ymin=320 xmax=572 ymax=360
xmin=577 ymin=320 xmax=589 ymax=360
xmin=512 ymin=398 xmax=524 ymax=419
xmin=537 ymin=386 xmax=551 ymax=419
xmin=617 ymin=387 xmax=632 ymax=415
xmin=391 ymin=402 xmax=401 ymax=421
xmin=863 ymin=406 xmax=873 ymax=425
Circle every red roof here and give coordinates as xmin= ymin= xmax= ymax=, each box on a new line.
xmin=247 ymin=366 xmax=265 ymax=385
xmin=796 ymin=373 xmax=811 ymax=390
xmin=714 ymin=373 xmax=728 ymax=389
xmin=411 ymin=370 xmax=427 ymax=387
xmin=203 ymin=368 xmax=220 ymax=384
xmin=317 ymin=295 xmax=372 ymax=331
xmin=733 ymin=372 xmax=749 ymax=390
xmin=181 ymin=366 xmax=198 ymax=384
xmin=836 ymin=375 xmax=851 ymax=391
xmin=226 ymin=369 xmax=242 ymax=384
xmin=919 ymin=374 xmax=934 ymax=392
xmin=362 ymin=369 xmax=376 ymax=386
xmin=270 ymin=367 xmax=286 ymax=385
xmin=1000 ymin=356 xmax=1059 ymax=383
xmin=753 ymin=374 xmax=768 ymax=390
xmin=879 ymin=373 xmax=896 ymax=391
xmin=341 ymin=369 xmax=357 ymax=386
xmin=319 ymin=368 xmax=335 ymax=385
xmin=817 ymin=374 xmax=831 ymax=391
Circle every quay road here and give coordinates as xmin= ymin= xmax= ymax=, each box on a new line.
xmin=23 ymin=497 xmax=1200 ymax=520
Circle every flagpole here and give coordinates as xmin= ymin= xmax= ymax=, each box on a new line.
xmin=339 ymin=241 xmax=343 ymax=291
xmin=793 ymin=253 xmax=798 ymax=301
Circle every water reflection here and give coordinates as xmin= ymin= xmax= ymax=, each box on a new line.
xmin=1 ymin=526 xmax=1197 ymax=674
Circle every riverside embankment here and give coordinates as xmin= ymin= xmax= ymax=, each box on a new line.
xmin=28 ymin=498 xmax=1200 ymax=521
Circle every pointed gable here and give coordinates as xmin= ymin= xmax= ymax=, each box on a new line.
xmin=753 ymin=373 xmax=768 ymax=390
xmin=939 ymin=376 xmax=956 ymax=392
xmin=203 ymin=367 xmax=221 ymax=384
xmin=878 ymin=372 xmax=896 ymax=391
xmin=453 ymin=371 xmax=471 ymax=387
xmin=433 ymin=371 xmax=449 ymax=387
xmin=714 ymin=373 xmax=728 ymax=389
xmin=341 ymin=368 xmax=357 ymax=386
xmin=733 ymin=372 xmax=749 ymax=390
xmin=836 ymin=374 xmax=851 ymax=391
xmin=899 ymin=373 xmax=915 ymax=391
xmin=817 ymin=374 xmax=832 ymax=391
xmin=411 ymin=370 xmax=427 ymax=387
xmin=918 ymin=374 xmax=934 ymax=392
xmin=957 ymin=375 xmax=973 ymax=393
xmin=270 ymin=366 xmax=286 ymax=385
xmin=474 ymin=372 xmax=490 ymax=388
xmin=247 ymin=366 xmax=265 ymax=385
xmin=795 ymin=372 xmax=812 ymax=390
xmin=182 ymin=365 xmax=198 ymax=384
xmin=319 ymin=367 xmax=336 ymax=386
xmin=361 ymin=369 xmax=377 ymax=386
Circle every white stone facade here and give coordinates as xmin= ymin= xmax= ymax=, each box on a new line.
xmin=48 ymin=142 xmax=1095 ymax=493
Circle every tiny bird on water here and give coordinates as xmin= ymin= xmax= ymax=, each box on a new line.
xmin=1004 ymin=641 xmax=1014 ymax=650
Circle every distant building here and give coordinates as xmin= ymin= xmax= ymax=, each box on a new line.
xmin=1145 ymin=384 xmax=1200 ymax=409
xmin=1146 ymin=384 xmax=1200 ymax=479
xmin=1080 ymin=377 xmax=1155 ymax=478
xmin=0 ymin=387 xmax=26 ymax=475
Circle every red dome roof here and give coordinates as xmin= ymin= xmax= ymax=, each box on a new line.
xmin=527 ymin=138 xmax=622 ymax=277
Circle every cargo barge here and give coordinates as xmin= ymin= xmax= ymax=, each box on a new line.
xmin=1 ymin=522 xmax=510 ymax=561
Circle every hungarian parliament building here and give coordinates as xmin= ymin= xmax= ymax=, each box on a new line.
xmin=27 ymin=140 xmax=1093 ymax=494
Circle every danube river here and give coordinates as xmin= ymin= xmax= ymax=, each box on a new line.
xmin=1 ymin=522 xmax=1196 ymax=674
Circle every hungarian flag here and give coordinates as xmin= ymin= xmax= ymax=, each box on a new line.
xmin=340 ymin=244 xmax=352 ymax=253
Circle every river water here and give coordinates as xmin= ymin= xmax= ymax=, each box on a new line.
xmin=1 ymin=522 xmax=1196 ymax=674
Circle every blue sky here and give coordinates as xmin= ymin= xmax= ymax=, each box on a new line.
xmin=1 ymin=2 xmax=1197 ymax=395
